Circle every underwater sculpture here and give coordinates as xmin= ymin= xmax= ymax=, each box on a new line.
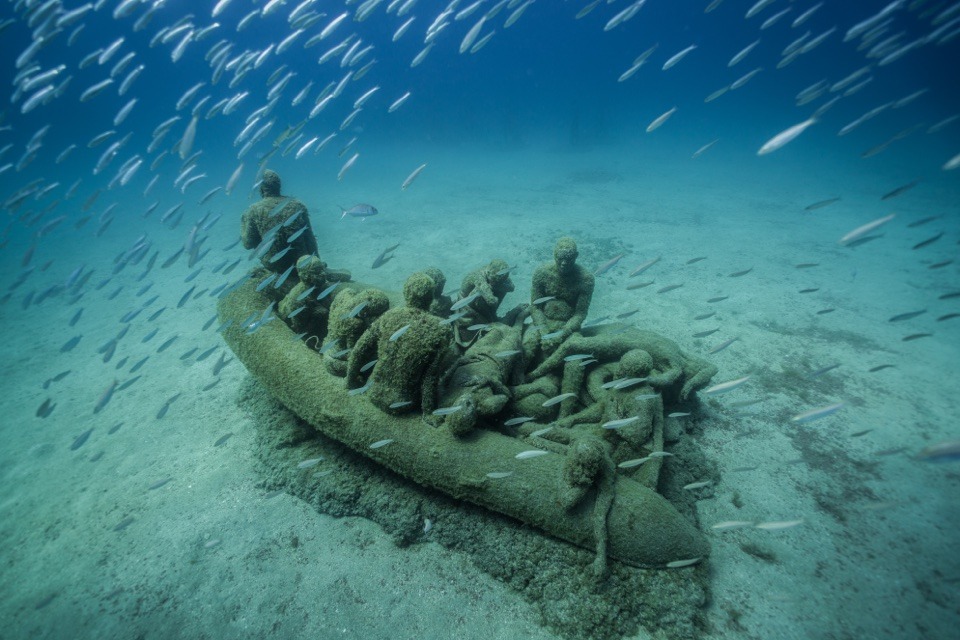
xmin=524 ymin=237 xmax=595 ymax=364
xmin=240 ymin=169 xmax=319 ymax=274
xmin=218 ymin=234 xmax=715 ymax=571
xmin=346 ymin=272 xmax=453 ymax=416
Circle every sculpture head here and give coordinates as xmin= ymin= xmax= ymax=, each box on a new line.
xmin=260 ymin=170 xmax=282 ymax=198
xmin=423 ymin=266 xmax=446 ymax=298
xmin=403 ymin=272 xmax=435 ymax=311
xmin=486 ymin=259 xmax=513 ymax=289
xmin=295 ymin=255 xmax=326 ymax=285
xmin=553 ymin=237 xmax=578 ymax=275
xmin=617 ymin=349 xmax=653 ymax=379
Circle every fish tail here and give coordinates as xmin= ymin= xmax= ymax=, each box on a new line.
xmin=339 ymin=206 xmax=346 ymax=219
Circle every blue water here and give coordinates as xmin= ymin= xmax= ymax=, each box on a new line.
xmin=2 ymin=1 xmax=959 ymax=639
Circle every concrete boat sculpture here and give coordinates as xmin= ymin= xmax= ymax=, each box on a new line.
xmin=219 ymin=228 xmax=714 ymax=571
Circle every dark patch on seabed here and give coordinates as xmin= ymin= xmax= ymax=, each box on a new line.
xmin=239 ymin=379 xmax=709 ymax=640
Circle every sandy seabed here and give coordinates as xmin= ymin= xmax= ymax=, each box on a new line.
xmin=1 ymin=140 xmax=958 ymax=640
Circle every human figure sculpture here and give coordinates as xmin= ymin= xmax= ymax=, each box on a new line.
xmin=346 ymin=272 xmax=453 ymax=416
xmin=278 ymin=255 xmax=335 ymax=340
xmin=240 ymin=169 xmax=318 ymax=275
xmin=323 ymin=288 xmax=389 ymax=376
xmin=457 ymin=258 xmax=516 ymax=324
xmin=524 ymin=237 xmax=595 ymax=365
xmin=423 ymin=266 xmax=453 ymax=318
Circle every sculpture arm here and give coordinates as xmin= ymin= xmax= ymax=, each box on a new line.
xmin=346 ymin=319 xmax=380 ymax=389
xmin=240 ymin=208 xmax=260 ymax=250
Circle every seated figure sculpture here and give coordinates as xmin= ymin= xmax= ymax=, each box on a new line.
xmin=323 ymin=287 xmax=390 ymax=376
xmin=278 ymin=255 xmax=335 ymax=340
xmin=423 ymin=266 xmax=453 ymax=318
xmin=240 ymin=170 xmax=318 ymax=275
xmin=458 ymin=258 xmax=516 ymax=324
xmin=346 ymin=272 xmax=453 ymax=415
xmin=524 ymin=237 xmax=595 ymax=368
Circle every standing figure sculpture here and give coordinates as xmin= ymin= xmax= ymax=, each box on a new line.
xmin=240 ymin=169 xmax=319 ymax=275
xmin=524 ymin=237 xmax=595 ymax=367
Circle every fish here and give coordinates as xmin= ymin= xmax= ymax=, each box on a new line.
xmin=93 ymin=380 xmax=118 ymax=413
xmin=112 ymin=516 xmax=135 ymax=532
xmin=532 ymin=296 xmax=556 ymax=305
xmin=594 ymin=253 xmax=625 ymax=276
xmin=432 ymin=405 xmax=463 ymax=416
xmin=912 ymin=233 xmax=943 ymax=250
xmin=70 ymin=428 xmax=93 ymax=450
xmin=662 ymin=45 xmax=696 ymax=70
xmin=938 ymin=313 xmax=960 ymax=322
xmin=691 ymin=139 xmax=718 ymax=158
xmin=869 ymin=364 xmax=895 ymax=372
xmin=686 ymin=257 xmax=707 ymax=265
xmin=389 ymin=324 xmax=411 ymax=341
xmin=60 ymin=335 xmax=82 ymax=352
xmin=617 ymin=457 xmax=649 ymax=469
xmin=630 ymin=257 xmax=660 ymax=276
xmin=666 ymin=558 xmax=701 ymax=568
xmin=316 ymin=282 xmax=339 ymax=300
xmin=504 ymin=416 xmax=534 ymax=426
xmin=36 ymin=398 xmax=57 ymax=418
xmin=369 ymin=438 xmax=395 ymax=449
xmin=297 ymin=457 xmax=323 ymax=469
xmin=881 ymin=180 xmax=918 ymax=200
xmin=602 ymin=416 xmax=640 ymax=429
xmin=530 ymin=427 xmax=554 ymax=438
xmin=486 ymin=472 xmax=513 ymax=479
xmin=495 ymin=350 xmax=521 ymax=358
xmin=214 ymin=433 xmax=233 ymax=447
xmin=711 ymin=520 xmax=754 ymax=530
xmin=389 ymin=401 xmax=413 ymax=409
xmin=646 ymin=107 xmax=677 ymax=132
xmin=729 ymin=268 xmax=752 ymax=277
xmin=693 ymin=328 xmax=719 ymax=338
xmin=388 ymin=91 xmax=411 ymax=113
xmin=810 ymin=364 xmax=840 ymax=377
xmin=791 ymin=402 xmax=844 ymax=423
xmin=451 ymin=291 xmax=481 ymax=311
xmin=757 ymin=118 xmax=816 ymax=155
xmin=709 ymin=337 xmax=739 ymax=354
xmin=542 ymin=393 xmax=576 ymax=407
xmin=668 ymin=412 xmax=690 ymax=418
xmin=515 ymin=450 xmax=549 ymax=460
xmin=902 ymin=333 xmax=932 ymax=342
xmin=541 ymin=331 xmax=564 ymax=340
xmin=372 ymin=244 xmax=399 ymax=268
xmin=917 ymin=440 xmax=960 ymax=462
xmin=657 ymin=284 xmax=683 ymax=294
xmin=702 ymin=375 xmax=751 ymax=395
xmin=804 ymin=197 xmax=840 ymax=211
xmin=816 ymin=308 xmax=835 ymax=315
xmin=337 ymin=152 xmax=359 ymax=181
xmin=889 ymin=310 xmax=926 ymax=322
xmin=626 ymin=281 xmax=654 ymax=290
xmin=148 ymin=477 xmax=173 ymax=490
xmin=799 ymin=288 xmax=819 ymax=294
xmin=563 ymin=354 xmax=595 ymax=362
xmin=838 ymin=214 xmax=895 ymax=246
xmin=683 ymin=481 xmax=711 ymax=490
xmin=339 ymin=203 xmax=378 ymax=219
xmin=754 ymin=520 xmax=804 ymax=531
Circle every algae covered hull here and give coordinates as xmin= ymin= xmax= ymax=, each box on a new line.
xmin=218 ymin=279 xmax=708 ymax=568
